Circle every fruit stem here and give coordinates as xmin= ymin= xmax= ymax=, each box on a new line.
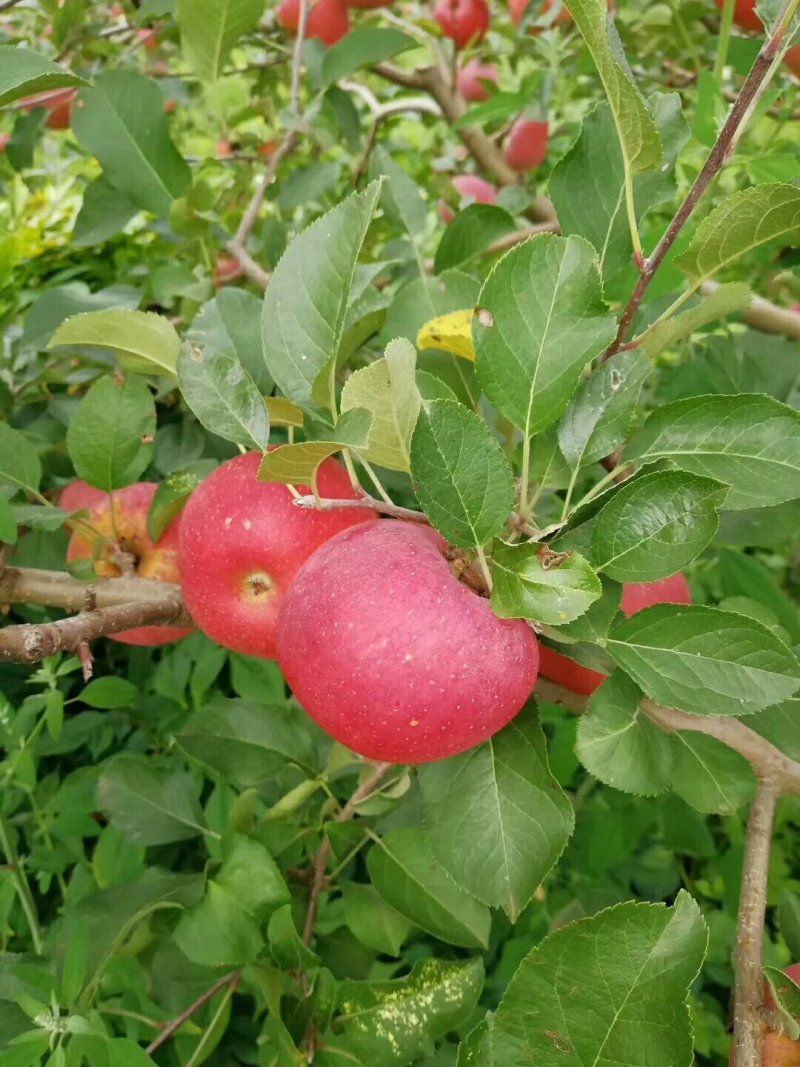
xmin=475 ymin=543 xmax=493 ymax=592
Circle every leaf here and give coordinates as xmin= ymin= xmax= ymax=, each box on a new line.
xmin=418 ymin=706 xmax=573 ymax=921
xmin=563 ymin=0 xmax=662 ymax=175
xmin=557 ymin=349 xmax=649 ymax=470
xmin=591 ymin=470 xmax=728 ymax=582
xmin=177 ymin=698 xmax=316 ymax=786
xmin=177 ymin=344 xmax=269 ymax=451
xmin=640 ymin=283 xmax=752 ymax=358
xmin=341 ymin=883 xmax=411 ymax=956
xmin=417 ymin=310 xmax=475 ymax=362
xmin=49 ymin=310 xmax=181 ymax=378
xmin=488 ymin=893 xmax=707 ymax=1065
xmin=72 ymin=71 xmax=191 ymax=218
xmin=188 ymin=289 xmax=273 ymax=394
xmin=675 ymin=184 xmax=800 ymax=286
xmin=268 ymin=904 xmax=319 ymax=971
xmin=779 ymin=892 xmax=800 ymax=962
xmin=367 ymin=828 xmax=492 ymax=949
xmin=97 ymin=755 xmax=208 ymax=846
xmin=434 ymin=205 xmax=518 ymax=274
xmin=410 ymin=399 xmax=514 ymax=549
xmin=146 ymin=460 xmax=217 ymax=542
xmin=66 ymin=375 xmax=156 ymax=491
xmin=340 ymin=340 xmax=421 ymax=472
xmin=750 ymin=700 xmax=800 ymax=762
xmin=261 ymin=182 xmax=381 ymax=410
xmin=256 ymin=408 xmax=372 ymax=485
xmin=668 ymin=732 xmax=755 ymax=814
xmin=491 ymin=543 xmax=602 ymax=625
xmin=372 ymin=147 xmax=427 ymax=239
xmin=73 ymin=176 xmax=140 ymax=248
xmin=718 ymin=549 xmax=800 ymax=644
xmin=576 ymin=672 xmax=673 ymax=796
xmin=80 ymin=677 xmax=138 ymax=709
xmin=333 ymin=958 xmax=484 ymax=1067
xmin=474 ymin=235 xmax=618 ymax=437
xmin=764 ymin=967 xmax=800 ymax=1040
xmin=21 ymin=282 xmax=141 ymax=351
xmin=0 ymin=46 xmax=86 ymax=106
xmin=0 ymin=422 xmax=42 ymax=497
xmin=266 ymin=397 xmax=304 ymax=428
xmin=0 ymin=494 xmax=18 ymax=545
xmin=624 ymin=394 xmax=800 ymax=510
xmin=607 ymin=605 xmax=800 ymax=717
xmin=176 ymin=0 xmax=266 ymax=83
xmin=321 ymin=28 xmax=416 ymax=88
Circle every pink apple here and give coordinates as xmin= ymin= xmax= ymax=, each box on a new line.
xmin=276 ymin=521 xmax=540 ymax=763
xmin=433 ymin=0 xmax=490 ymax=49
xmin=178 ymin=452 xmax=378 ymax=660
xmin=59 ymin=480 xmax=106 ymax=513
xmin=456 ymin=59 xmax=498 ymax=101
xmin=503 ymin=118 xmax=549 ymax=172
xmin=277 ymin=0 xmax=350 ymax=45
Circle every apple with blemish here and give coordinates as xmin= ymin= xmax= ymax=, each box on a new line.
xmin=433 ymin=0 xmax=490 ymax=49
xmin=456 ymin=59 xmax=498 ymax=101
xmin=276 ymin=521 xmax=540 ymax=763
xmin=277 ymin=0 xmax=350 ymax=45
xmin=178 ymin=452 xmax=378 ymax=660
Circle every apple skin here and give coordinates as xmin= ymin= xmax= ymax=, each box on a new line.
xmin=729 ymin=1033 xmax=800 ymax=1066
xmin=715 ymin=0 xmax=763 ymax=32
xmin=433 ymin=0 xmax=490 ymax=49
xmin=22 ymin=89 xmax=76 ymax=130
xmin=178 ymin=452 xmax=378 ymax=660
xmin=66 ymin=483 xmax=194 ymax=647
xmin=539 ymin=574 xmax=692 ymax=697
xmin=438 ymin=174 xmax=498 ymax=223
xmin=213 ymin=255 xmax=242 ymax=287
xmin=786 ymin=46 xmax=800 ymax=78
xmin=277 ymin=0 xmax=350 ymax=45
xmin=456 ymin=59 xmax=499 ymax=101
xmin=276 ymin=521 xmax=540 ymax=763
xmin=503 ymin=118 xmax=549 ymax=172
xmin=59 ymin=480 xmax=106 ymax=513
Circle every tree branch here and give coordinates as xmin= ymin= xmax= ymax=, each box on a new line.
xmin=145 ymin=971 xmax=241 ymax=1056
xmin=292 ymin=493 xmax=429 ymax=522
xmin=701 ymin=280 xmax=800 ymax=340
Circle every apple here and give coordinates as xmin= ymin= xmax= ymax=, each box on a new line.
xmin=136 ymin=27 xmax=158 ymax=50
xmin=66 ymin=483 xmax=194 ymax=647
xmin=178 ymin=452 xmax=378 ymax=660
xmin=276 ymin=521 xmax=539 ymax=763
xmin=433 ymin=0 xmax=490 ymax=49
xmin=276 ymin=0 xmax=350 ymax=46
xmin=257 ymin=140 xmax=279 ymax=158
xmin=503 ymin=118 xmax=549 ymax=172
xmin=213 ymin=255 xmax=242 ymax=287
xmin=539 ymin=573 xmax=692 ymax=697
xmin=438 ymin=174 xmax=498 ymax=223
xmin=729 ymin=1033 xmax=800 ymax=1066
xmin=164 ymin=99 xmax=176 ymax=115
xmin=21 ymin=89 xmax=76 ymax=130
xmin=715 ymin=0 xmax=763 ymax=32
xmin=456 ymin=59 xmax=498 ymax=101
xmin=59 ymin=480 xmax=105 ymax=513
xmin=786 ymin=46 xmax=800 ymax=78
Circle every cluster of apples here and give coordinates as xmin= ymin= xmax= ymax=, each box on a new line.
xmin=276 ymin=0 xmax=393 ymax=47
xmin=715 ymin=0 xmax=800 ymax=76
xmin=62 ymin=453 xmax=695 ymax=766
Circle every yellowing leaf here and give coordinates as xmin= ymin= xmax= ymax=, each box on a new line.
xmin=266 ymin=397 xmax=304 ymax=428
xmin=417 ymin=310 xmax=475 ymax=362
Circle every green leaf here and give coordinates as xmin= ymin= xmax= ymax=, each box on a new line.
xmin=564 ymin=0 xmax=662 ymax=175
xmin=49 ymin=309 xmax=181 ymax=378
xmin=410 ymin=399 xmax=514 ymax=549
xmin=0 ymin=495 xmax=18 ymax=545
xmin=333 ymin=958 xmax=484 ymax=1067
xmin=668 ymin=732 xmax=755 ymax=814
xmin=474 ymin=235 xmax=617 ymax=437
xmin=321 ymin=28 xmax=416 ymax=88
xmin=341 ymin=882 xmax=411 ymax=956
xmin=576 ymin=672 xmax=673 ymax=796
xmin=0 ymin=46 xmax=86 ymax=106
xmin=488 ymin=893 xmax=707 ymax=1065
xmin=608 ymin=605 xmax=800 ymax=716
xmin=640 ymin=283 xmax=752 ymax=358
xmin=66 ymin=375 xmax=156 ymax=491
xmin=557 ymin=349 xmax=649 ymax=471
xmin=434 ymin=205 xmax=517 ymax=274
xmin=764 ymin=967 xmax=800 ymax=1040
xmin=418 ymin=706 xmax=573 ymax=921
xmin=147 ymin=460 xmax=217 ymax=542
xmin=188 ymin=288 xmax=273 ymax=393
xmin=591 ymin=470 xmax=728 ymax=581
xmin=178 ymin=344 xmax=269 ymax=451
xmin=675 ymin=184 xmax=800 ymax=286
xmin=779 ymin=891 xmax=800 ymax=962
xmin=177 ymin=698 xmax=316 ymax=786
xmin=72 ymin=71 xmax=191 ymax=218
xmin=719 ymin=549 xmax=800 ymax=644
xmin=0 ymin=422 xmax=42 ymax=497
xmin=73 ymin=177 xmax=140 ymax=247
xmin=262 ymin=182 xmax=381 ymax=410
xmin=750 ymin=700 xmax=800 ymax=763
xmin=625 ymin=394 xmax=800 ymax=510
xmin=372 ymin=146 xmax=427 ymax=239
xmin=176 ymin=0 xmax=266 ymax=83
xmin=491 ymin=543 xmax=602 ymax=625
xmin=97 ymin=755 xmax=208 ymax=846
xmin=256 ymin=407 xmax=372 ymax=485
xmin=340 ymin=339 xmax=421 ymax=472
xmin=80 ymin=677 xmax=138 ymax=709
xmin=367 ymin=828 xmax=491 ymax=949
xmin=268 ymin=904 xmax=319 ymax=971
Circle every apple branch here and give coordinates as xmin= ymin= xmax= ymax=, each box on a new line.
xmin=292 ymin=492 xmax=429 ymax=522
xmin=145 ymin=971 xmax=241 ymax=1056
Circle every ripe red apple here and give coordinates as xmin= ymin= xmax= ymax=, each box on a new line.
xmin=213 ymin=255 xmax=242 ymax=287
xmin=539 ymin=574 xmax=692 ymax=697
xmin=178 ymin=452 xmax=378 ymax=660
xmin=456 ymin=59 xmax=498 ymax=101
xmin=433 ymin=0 xmax=490 ymax=49
xmin=715 ymin=0 xmax=763 ymax=32
xmin=21 ymin=89 xmax=76 ymax=130
xmin=276 ymin=521 xmax=540 ymax=763
xmin=438 ymin=174 xmax=498 ymax=223
xmin=66 ymin=483 xmax=193 ymax=647
xmin=277 ymin=0 xmax=350 ymax=45
xmin=136 ymin=27 xmax=158 ymax=50
xmin=503 ymin=118 xmax=549 ymax=172
xmin=729 ymin=1033 xmax=800 ymax=1066
xmin=59 ymin=480 xmax=105 ymax=513
xmin=786 ymin=46 xmax=800 ymax=78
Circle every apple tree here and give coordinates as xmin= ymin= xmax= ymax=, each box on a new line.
xmin=1 ymin=0 xmax=800 ymax=1065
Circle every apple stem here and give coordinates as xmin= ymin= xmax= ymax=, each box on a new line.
xmin=292 ymin=492 xmax=430 ymax=523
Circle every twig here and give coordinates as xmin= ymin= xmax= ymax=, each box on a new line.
xmin=701 ymin=280 xmax=800 ymax=339
xmin=0 ymin=567 xmax=184 ymax=613
xmin=292 ymin=491 xmax=428 ymax=522
xmin=733 ymin=782 xmax=779 ymax=1067
xmin=0 ymin=814 xmax=43 ymax=955
xmin=146 ymin=971 xmax=240 ymax=1056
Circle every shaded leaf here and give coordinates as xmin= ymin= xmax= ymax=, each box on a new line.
xmin=434 ymin=205 xmax=517 ymax=274
xmin=0 ymin=46 xmax=86 ymax=106
xmin=178 ymin=344 xmax=269 ymax=451
xmin=187 ymin=288 xmax=273 ymax=394
xmin=98 ymin=755 xmax=207 ymax=846
xmin=49 ymin=310 xmax=181 ymax=378
xmin=668 ymin=732 xmax=755 ymax=814
xmin=176 ymin=0 xmax=266 ymax=82
xmin=256 ymin=408 xmax=372 ymax=485
xmin=66 ymin=375 xmax=156 ymax=491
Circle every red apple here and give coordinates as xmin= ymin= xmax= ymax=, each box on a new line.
xmin=433 ymin=0 xmax=490 ymax=49
xmin=136 ymin=27 xmax=158 ymax=50
xmin=178 ymin=452 xmax=378 ymax=660
xmin=21 ymin=89 xmax=76 ymax=130
xmin=257 ymin=140 xmax=279 ymax=158
xmin=729 ymin=1032 xmax=800 ymax=1066
xmin=213 ymin=255 xmax=242 ymax=287
xmin=503 ymin=118 xmax=549 ymax=172
xmin=539 ymin=574 xmax=692 ymax=697
xmin=715 ymin=0 xmax=763 ymax=32
xmin=164 ymin=99 xmax=176 ymax=115
xmin=216 ymin=138 xmax=234 ymax=159
xmin=66 ymin=483 xmax=193 ymax=647
xmin=438 ymin=174 xmax=498 ymax=222
xmin=786 ymin=46 xmax=800 ymax=78
xmin=59 ymin=480 xmax=105 ymax=513
xmin=276 ymin=521 xmax=540 ymax=763
xmin=456 ymin=59 xmax=498 ymax=101
xmin=277 ymin=0 xmax=350 ymax=45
